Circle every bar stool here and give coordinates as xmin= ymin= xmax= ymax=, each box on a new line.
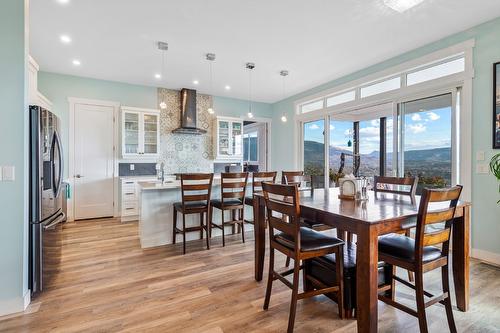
xmin=172 ymin=173 xmax=214 ymax=254
xmin=377 ymin=185 xmax=463 ymax=333
xmin=210 ymin=172 xmax=249 ymax=246
xmin=244 ymin=171 xmax=277 ymax=225
xmin=261 ymin=182 xmax=345 ymax=333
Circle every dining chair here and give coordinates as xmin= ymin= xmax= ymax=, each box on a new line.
xmin=377 ymin=185 xmax=463 ymax=333
xmin=243 ymin=171 xmax=277 ymax=225
xmin=261 ymin=182 xmax=345 ymax=333
xmin=172 ymin=173 xmax=214 ymax=254
xmin=210 ymin=172 xmax=249 ymax=246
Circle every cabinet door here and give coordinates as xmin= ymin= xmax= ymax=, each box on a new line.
xmin=231 ymin=121 xmax=243 ymax=156
xmin=123 ymin=112 xmax=140 ymax=155
xmin=218 ymin=120 xmax=230 ymax=157
xmin=142 ymin=113 xmax=159 ymax=155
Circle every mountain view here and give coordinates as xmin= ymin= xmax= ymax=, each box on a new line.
xmin=304 ymin=140 xmax=451 ymax=190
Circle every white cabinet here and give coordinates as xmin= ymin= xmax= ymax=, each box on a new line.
xmin=120 ymin=177 xmax=156 ymax=221
xmin=28 ymin=55 xmax=53 ymax=110
xmin=213 ymin=116 xmax=244 ymax=161
xmin=121 ymin=106 xmax=160 ymax=159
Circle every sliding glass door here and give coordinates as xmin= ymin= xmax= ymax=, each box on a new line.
xmin=329 ymin=120 xmax=354 ymax=186
xmin=303 ymin=119 xmax=325 ymax=188
xmin=400 ymin=93 xmax=453 ymax=194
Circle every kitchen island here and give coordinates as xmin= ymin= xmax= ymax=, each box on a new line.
xmin=138 ymin=178 xmax=253 ymax=249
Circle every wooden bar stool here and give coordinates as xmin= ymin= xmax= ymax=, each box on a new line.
xmin=244 ymin=171 xmax=277 ymax=225
xmin=172 ymin=173 xmax=214 ymax=254
xmin=210 ymin=172 xmax=249 ymax=246
xmin=261 ymin=182 xmax=345 ymax=333
xmin=378 ymin=185 xmax=463 ymax=333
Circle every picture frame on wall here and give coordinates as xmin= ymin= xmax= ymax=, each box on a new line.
xmin=494 ymin=62 xmax=500 ymax=149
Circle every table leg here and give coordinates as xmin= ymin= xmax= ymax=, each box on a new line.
xmin=254 ymin=196 xmax=266 ymax=281
xmin=356 ymin=225 xmax=379 ymax=333
xmin=452 ymin=205 xmax=470 ymax=311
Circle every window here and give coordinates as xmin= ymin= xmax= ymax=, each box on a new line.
xmin=301 ymin=100 xmax=323 ymax=113
xmin=360 ymin=77 xmax=401 ymax=98
xmin=303 ymin=119 xmax=325 ymax=188
xmin=243 ymin=131 xmax=258 ymax=162
xmin=329 ymin=119 xmax=354 ymax=187
xmin=401 ymin=94 xmax=453 ymax=194
xmin=358 ymin=119 xmax=381 ymax=180
xmin=385 ymin=117 xmax=394 ymax=176
xmin=326 ymin=90 xmax=356 ymax=107
xmin=407 ymin=57 xmax=465 ymax=86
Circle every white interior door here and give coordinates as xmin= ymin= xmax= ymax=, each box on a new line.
xmin=74 ymin=103 xmax=115 ymax=219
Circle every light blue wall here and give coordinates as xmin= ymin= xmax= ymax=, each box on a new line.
xmin=271 ymin=17 xmax=500 ymax=257
xmin=213 ymin=96 xmax=272 ymax=120
xmin=0 ymin=0 xmax=28 ymax=315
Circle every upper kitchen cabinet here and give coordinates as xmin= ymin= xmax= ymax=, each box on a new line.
xmin=213 ymin=116 xmax=243 ymax=161
xmin=121 ymin=106 xmax=160 ymax=159
xmin=28 ymin=56 xmax=53 ymax=110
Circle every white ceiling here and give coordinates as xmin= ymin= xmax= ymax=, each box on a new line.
xmin=30 ymin=0 xmax=500 ymax=103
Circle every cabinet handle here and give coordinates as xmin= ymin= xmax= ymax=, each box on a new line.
xmin=125 ymin=192 xmax=134 ymax=195
xmin=125 ymin=207 xmax=135 ymax=210
xmin=125 ymin=182 xmax=134 ymax=184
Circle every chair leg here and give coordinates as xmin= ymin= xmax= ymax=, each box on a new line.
xmin=285 ymin=256 xmax=291 ymax=267
xmin=442 ymin=264 xmax=457 ymax=333
xmin=383 ymin=264 xmax=396 ymax=301
xmin=205 ymin=210 xmax=210 ymax=250
xmin=231 ymin=210 xmax=236 ymax=234
xmin=263 ymin=247 xmax=275 ymax=310
xmin=405 ymin=229 xmax=414 ymax=282
xmin=287 ymin=258 xmax=301 ymax=333
xmin=209 ymin=206 xmax=213 ymax=238
xmin=336 ymin=247 xmax=345 ymax=319
xmin=182 ymin=213 xmax=187 ymax=255
xmin=241 ymin=209 xmax=245 ymax=243
xmin=199 ymin=212 xmax=204 ymax=240
xmin=172 ymin=209 xmax=177 ymax=245
xmin=221 ymin=209 xmax=225 ymax=247
xmin=415 ymin=271 xmax=429 ymax=333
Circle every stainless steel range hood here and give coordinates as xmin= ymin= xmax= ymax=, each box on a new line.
xmin=172 ymin=88 xmax=207 ymax=135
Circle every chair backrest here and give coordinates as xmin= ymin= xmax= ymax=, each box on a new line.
xmin=220 ymin=172 xmax=249 ymax=205
xmin=252 ymin=171 xmax=277 ymax=195
xmin=414 ymin=185 xmax=463 ymax=262
xmin=261 ymin=182 xmax=301 ymax=250
xmin=281 ymin=171 xmax=304 ymax=186
xmin=374 ymin=176 xmax=418 ymax=197
xmin=180 ymin=173 xmax=214 ymax=209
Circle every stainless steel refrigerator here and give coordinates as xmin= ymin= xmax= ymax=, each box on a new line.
xmin=29 ymin=105 xmax=65 ymax=296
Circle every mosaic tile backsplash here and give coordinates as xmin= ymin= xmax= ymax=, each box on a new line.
xmin=157 ymin=88 xmax=217 ymax=174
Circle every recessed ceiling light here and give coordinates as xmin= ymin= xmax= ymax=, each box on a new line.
xmin=72 ymin=59 xmax=81 ymax=66
xmin=56 ymin=0 xmax=70 ymax=4
xmin=225 ymin=85 xmax=231 ymax=90
xmin=60 ymin=35 xmax=72 ymax=44
xmin=154 ymin=73 xmax=161 ymax=79
xmin=193 ymin=80 xmax=199 ymax=85
xmin=384 ymin=0 xmax=425 ymax=12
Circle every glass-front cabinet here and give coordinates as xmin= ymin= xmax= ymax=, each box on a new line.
xmin=213 ymin=116 xmax=244 ymax=160
xmin=121 ymin=107 xmax=160 ymax=158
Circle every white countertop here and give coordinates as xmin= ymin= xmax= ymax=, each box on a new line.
xmin=137 ymin=175 xmax=236 ymax=191
xmin=120 ymin=175 xmax=158 ymax=181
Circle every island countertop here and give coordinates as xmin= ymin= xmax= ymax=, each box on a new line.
xmin=138 ymin=174 xmax=243 ymax=191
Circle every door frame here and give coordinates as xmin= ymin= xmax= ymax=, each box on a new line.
xmin=240 ymin=116 xmax=273 ymax=170
xmin=68 ymin=97 xmax=120 ymax=221
xmin=243 ymin=121 xmax=269 ymax=171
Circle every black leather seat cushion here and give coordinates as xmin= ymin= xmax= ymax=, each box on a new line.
xmin=211 ymin=198 xmax=243 ymax=208
xmin=174 ymin=201 xmax=207 ymax=211
xmin=274 ymin=227 xmax=344 ymax=252
xmin=378 ymin=233 xmax=443 ymax=263
xmin=305 ymin=242 xmax=390 ymax=310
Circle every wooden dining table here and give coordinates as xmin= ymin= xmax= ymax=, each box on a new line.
xmin=252 ymin=187 xmax=471 ymax=333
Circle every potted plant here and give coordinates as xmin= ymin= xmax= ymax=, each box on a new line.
xmin=490 ymin=153 xmax=500 ymax=203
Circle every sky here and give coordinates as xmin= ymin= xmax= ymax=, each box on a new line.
xmin=303 ymin=106 xmax=452 ymax=154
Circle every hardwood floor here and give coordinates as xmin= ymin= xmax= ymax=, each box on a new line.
xmin=0 ymin=218 xmax=499 ymax=332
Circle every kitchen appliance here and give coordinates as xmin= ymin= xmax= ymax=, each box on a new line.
xmin=172 ymin=88 xmax=207 ymax=135
xmin=29 ymin=105 xmax=65 ymax=296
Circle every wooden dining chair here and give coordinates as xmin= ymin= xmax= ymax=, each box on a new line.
xmin=172 ymin=173 xmax=214 ymax=254
xmin=261 ymin=182 xmax=345 ymax=333
xmin=377 ymin=185 xmax=463 ymax=333
xmin=210 ymin=172 xmax=249 ymax=246
xmin=243 ymin=171 xmax=277 ymax=225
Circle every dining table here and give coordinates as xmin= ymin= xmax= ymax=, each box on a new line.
xmin=252 ymin=187 xmax=471 ymax=333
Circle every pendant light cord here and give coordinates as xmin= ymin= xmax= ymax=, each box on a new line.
xmin=248 ymin=68 xmax=252 ymax=113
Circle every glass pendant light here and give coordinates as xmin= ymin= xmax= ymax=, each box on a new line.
xmin=206 ymin=53 xmax=216 ymax=114
xmin=280 ymin=70 xmax=289 ymax=122
xmin=157 ymin=41 xmax=168 ymax=110
xmin=246 ymin=62 xmax=255 ymax=119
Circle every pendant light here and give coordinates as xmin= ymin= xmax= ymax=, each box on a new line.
xmin=280 ymin=70 xmax=289 ymax=122
xmin=246 ymin=62 xmax=255 ymax=119
xmin=206 ymin=53 xmax=216 ymax=114
xmin=157 ymin=41 xmax=168 ymax=110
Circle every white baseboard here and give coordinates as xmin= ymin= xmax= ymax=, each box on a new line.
xmin=0 ymin=296 xmax=25 ymax=317
xmin=471 ymin=248 xmax=500 ymax=267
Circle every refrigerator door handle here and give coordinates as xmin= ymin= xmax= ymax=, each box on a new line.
xmin=43 ymin=212 xmax=65 ymax=230
xmin=51 ymin=131 xmax=64 ymax=198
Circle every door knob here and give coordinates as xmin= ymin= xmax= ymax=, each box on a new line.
xmin=75 ymin=174 xmax=84 ymax=178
